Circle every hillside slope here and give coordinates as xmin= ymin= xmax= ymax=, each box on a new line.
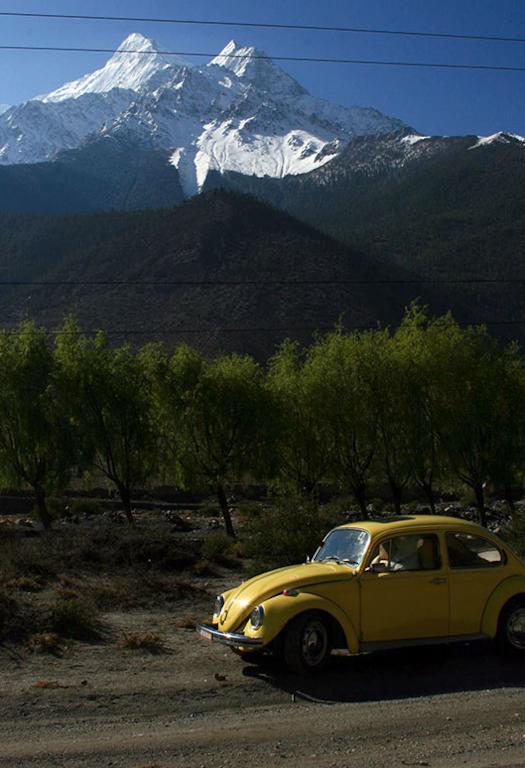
xmin=0 ymin=191 xmax=446 ymax=357
xmin=204 ymin=131 xmax=525 ymax=341
xmin=0 ymin=136 xmax=184 ymax=214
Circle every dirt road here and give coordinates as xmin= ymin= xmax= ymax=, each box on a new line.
xmin=1 ymin=607 xmax=525 ymax=768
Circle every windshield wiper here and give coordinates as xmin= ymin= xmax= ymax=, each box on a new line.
xmin=320 ymin=556 xmax=357 ymax=567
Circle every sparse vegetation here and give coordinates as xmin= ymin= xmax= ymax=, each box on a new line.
xmin=27 ymin=632 xmax=61 ymax=654
xmin=117 ymin=631 xmax=163 ymax=652
xmin=49 ymin=596 xmax=100 ymax=640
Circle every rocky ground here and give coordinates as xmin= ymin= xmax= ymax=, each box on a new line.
xmin=0 ymin=502 xmax=524 ymax=767
xmin=1 ymin=606 xmax=525 ymax=767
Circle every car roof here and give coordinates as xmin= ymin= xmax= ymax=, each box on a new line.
xmin=338 ymin=515 xmax=493 ymax=538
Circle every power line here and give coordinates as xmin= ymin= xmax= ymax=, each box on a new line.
xmin=4 ymin=320 xmax=525 ymax=337
xmin=1 ymin=10 xmax=524 ymax=46
xmin=0 ymin=279 xmax=525 ymax=286
xmin=0 ymin=44 xmax=525 ymax=73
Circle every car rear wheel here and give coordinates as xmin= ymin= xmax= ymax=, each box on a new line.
xmin=498 ymin=599 xmax=525 ymax=656
xmin=282 ymin=612 xmax=331 ymax=674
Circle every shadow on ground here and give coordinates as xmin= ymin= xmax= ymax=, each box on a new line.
xmin=242 ymin=642 xmax=525 ymax=703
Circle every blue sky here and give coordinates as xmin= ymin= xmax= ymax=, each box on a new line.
xmin=1 ymin=0 xmax=524 ymax=136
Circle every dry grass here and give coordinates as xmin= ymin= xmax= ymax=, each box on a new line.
xmin=27 ymin=632 xmax=61 ymax=654
xmin=32 ymin=679 xmax=68 ymax=689
xmin=174 ymin=614 xmax=196 ymax=630
xmin=50 ymin=596 xmax=100 ymax=640
xmin=53 ymin=586 xmax=79 ymax=600
xmin=117 ymin=631 xmax=164 ymax=652
xmin=3 ymin=576 xmax=43 ymax=592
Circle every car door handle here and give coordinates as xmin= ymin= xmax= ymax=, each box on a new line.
xmin=430 ymin=577 xmax=447 ymax=585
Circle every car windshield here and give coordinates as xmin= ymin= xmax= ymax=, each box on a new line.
xmin=312 ymin=528 xmax=370 ymax=566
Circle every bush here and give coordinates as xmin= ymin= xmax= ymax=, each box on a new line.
xmin=117 ymin=631 xmax=163 ymax=652
xmin=67 ymin=498 xmax=104 ymax=518
xmin=0 ymin=589 xmax=41 ymax=642
xmin=28 ymin=632 xmax=61 ymax=654
xmin=244 ymin=493 xmax=341 ymax=572
xmin=201 ymin=533 xmax=237 ymax=565
xmin=50 ymin=596 xmax=100 ymax=639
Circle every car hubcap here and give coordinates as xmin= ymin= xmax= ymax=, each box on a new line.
xmin=301 ymin=619 xmax=328 ymax=667
xmin=507 ymin=608 xmax=525 ymax=649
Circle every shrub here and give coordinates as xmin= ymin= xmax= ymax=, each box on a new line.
xmin=28 ymin=632 xmax=61 ymax=654
xmin=201 ymin=533 xmax=237 ymax=565
xmin=0 ymin=589 xmax=41 ymax=642
xmin=117 ymin=631 xmax=163 ymax=652
xmin=175 ymin=614 xmax=196 ymax=630
xmin=49 ymin=596 xmax=100 ymax=640
xmin=4 ymin=576 xmax=43 ymax=592
xmin=67 ymin=498 xmax=105 ymax=518
xmin=244 ymin=493 xmax=341 ymax=571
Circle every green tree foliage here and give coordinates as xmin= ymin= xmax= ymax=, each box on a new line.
xmin=267 ymin=340 xmax=332 ymax=495
xmin=144 ymin=345 xmax=272 ymax=537
xmin=391 ymin=307 xmax=453 ymax=512
xmin=54 ymin=319 xmax=157 ymax=526
xmin=0 ymin=310 xmax=522 ymax=531
xmin=429 ymin=319 xmax=524 ymax=526
xmin=0 ymin=323 xmax=76 ymax=529
xmin=306 ymin=329 xmax=385 ymax=516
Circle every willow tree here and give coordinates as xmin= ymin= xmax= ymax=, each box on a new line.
xmin=55 ymin=319 xmax=157 ymax=526
xmin=267 ymin=339 xmax=332 ymax=496
xmin=391 ymin=306 xmax=454 ymax=513
xmin=431 ymin=320 xmax=518 ymax=527
xmin=0 ymin=322 xmax=77 ymax=530
xmin=306 ymin=329 xmax=385 ymax=517
xmin=144 ymin=345 xmax=272 ymax=537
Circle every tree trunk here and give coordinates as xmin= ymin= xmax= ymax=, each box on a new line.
xmin=389 ymin=480 xmax=403 ymax=516
xmin=34 ymin=488 xmax=52 ymax=531
xmin=117 ymin=484 xmax=135 ymax=527
xmin=353 ymin=483 xmax=368 ymax=519
xmin=420 ymin=480 xmax=436 ymax=514
xmin=474 ymin=483 xmax=487 ymax=527
xmin=504 ymin=485 xmax=516 ymax=519
xmin=217 ymin=482 xmax=235 ymax=538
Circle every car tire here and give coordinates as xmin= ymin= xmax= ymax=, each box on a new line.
xmin=497 ymin=598 xmax=525 ymax=657
xmin=282 ymin=612 xmax=331 ymax=674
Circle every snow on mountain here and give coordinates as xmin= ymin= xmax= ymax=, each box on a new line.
xmin=0 ymin=34 xmax=406 ymax=195
xmin=469 ymin=131 xmax=525 ymax=150
xmin=0 ymin=105 xmax=9 ymax=115
xmin=39 ymin=33 xmax=180 ymax=102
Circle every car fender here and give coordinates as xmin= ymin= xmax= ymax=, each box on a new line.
xmin=243 ymin=590 xmax=359 ymax=653
xmin=481 ymin=575 xmax=525 ymax=638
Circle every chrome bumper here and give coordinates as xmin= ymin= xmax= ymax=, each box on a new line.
xmin=197 ymin=623 xmax=263 ymax=648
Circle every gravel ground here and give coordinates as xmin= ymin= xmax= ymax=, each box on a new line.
xmin=1 ymin=595 xmax=525 ymax=768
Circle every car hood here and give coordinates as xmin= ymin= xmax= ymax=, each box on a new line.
xmin=218 ymin=561 xmax=355 ymax=632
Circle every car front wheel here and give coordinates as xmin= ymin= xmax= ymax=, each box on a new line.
xmin=498 ymin=599 xmax=525 ymax=656
xmin=282 ymin=612 xmax=331 ymax=674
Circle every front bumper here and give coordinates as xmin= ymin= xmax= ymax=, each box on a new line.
xmin=197 ymin=623 xmax=263 ymax=648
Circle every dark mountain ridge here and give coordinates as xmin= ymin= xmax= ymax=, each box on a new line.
xmin=0 ymin=190 xmax=448 ymax=357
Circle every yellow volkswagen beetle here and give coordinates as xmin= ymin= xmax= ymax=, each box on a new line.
xmin=198 ymin=515 xmax=525 ymax=673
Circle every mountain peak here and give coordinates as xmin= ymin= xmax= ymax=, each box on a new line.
xmin=117 ymin=32 xmax=161 ymax=52
xmin=469 ymin=131 xmax=525 ymax=150
xmin=208 ymin=39 xmax=306 ymax=98
xmin=208 ymin=40 xmax=269 ymax=78
xmin=39 ymin=32 xmax=180 ymax=103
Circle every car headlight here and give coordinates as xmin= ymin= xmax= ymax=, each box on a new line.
xmin=250 ymin=605 xmax=265 ymax=629
xmin=213 ymin=595 xmax=224 ymax=619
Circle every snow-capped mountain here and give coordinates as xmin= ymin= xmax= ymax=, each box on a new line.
xmin=0 ymin=105 xmax=9 ymax=115
xmin=0 ymin=33 xmax=405 ymax=195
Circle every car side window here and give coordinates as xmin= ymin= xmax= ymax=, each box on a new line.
xmin=446 ymin=532 xmax=505 ymax=569
xmin=368 ymin=534 xmax=441 ymax=572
